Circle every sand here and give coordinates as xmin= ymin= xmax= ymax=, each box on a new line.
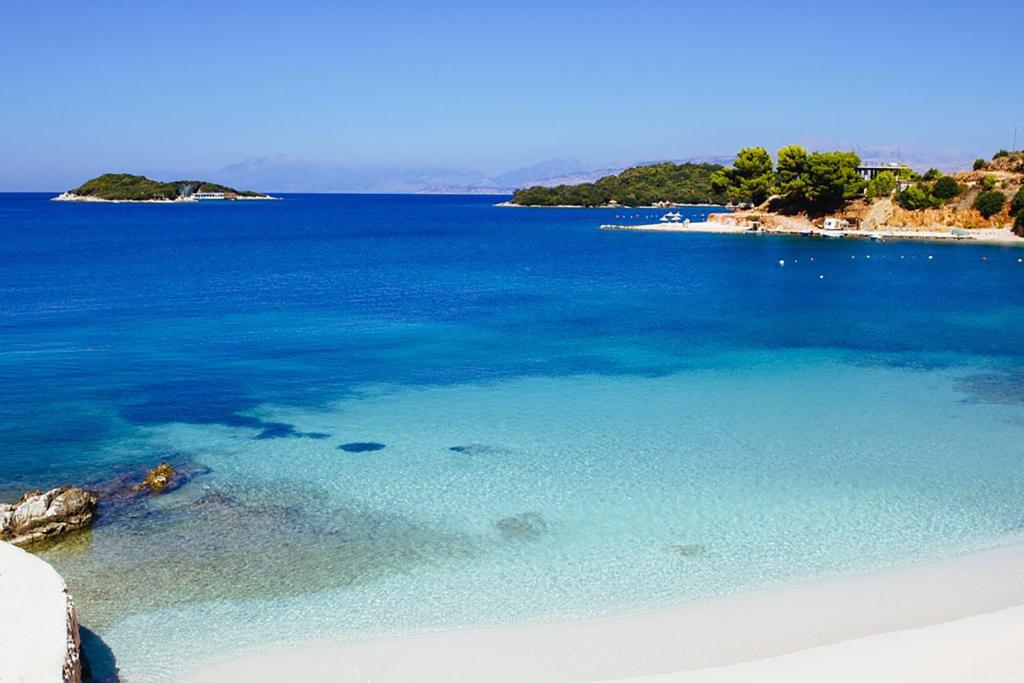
xmin=184 ymin=542 xmax=1024 ymax=682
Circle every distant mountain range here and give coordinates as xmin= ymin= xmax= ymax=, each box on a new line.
xmin=140 ymin=147 xmax=976 ymax=195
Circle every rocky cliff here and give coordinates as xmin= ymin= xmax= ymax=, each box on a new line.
xmin=0 ymin=487 xmax=97 ymax=547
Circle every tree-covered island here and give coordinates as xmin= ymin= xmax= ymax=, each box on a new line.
xmin=510 ymin=162 xmax=726 ymax=207
xmin=53 ymin=173 xmax=274 ymax=202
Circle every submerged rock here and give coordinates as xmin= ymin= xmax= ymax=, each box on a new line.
xmin=338 ymin=442 xmax=386 ymax=453
xmin=669 ymin=543 xmax=705 ymax=557
xmin=495 ymin=512 xmax=547 ymax=540
xmin=93 ymin=459 xmax=209 ymax=504
xmin=131 ymin=463 xmax=175 ymax=494
xmin=0 ymin=487 xmax=97 ymax=547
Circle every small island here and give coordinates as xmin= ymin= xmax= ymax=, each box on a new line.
xmin=52 ymin=173 xmax=276 ymax=202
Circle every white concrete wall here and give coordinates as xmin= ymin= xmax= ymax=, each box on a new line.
xmin=0 ymin=541 xmax=81 ymax=683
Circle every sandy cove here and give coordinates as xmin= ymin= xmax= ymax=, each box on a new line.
xmin=602 ymin=214 xmax=1024 ymax=245
xmin=184 ymin=542 xmax=1024 ymax=683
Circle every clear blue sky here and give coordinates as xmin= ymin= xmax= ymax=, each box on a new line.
xmin=2 ymin=0 xmax=1022 ymax=190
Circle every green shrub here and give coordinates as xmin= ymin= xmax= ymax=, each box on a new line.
xmin=973 ymin=158 xmax=988 ymax=170
xmin=993 ymin=150 xmax=1010 ymax=159
xmin=921 ymin=168 xmax=942 ymax=181
xmin=897 ymin=185 xmax=936 ymax=210
xmin=982 ymin=175 xmax=997 ymax=190
xmin=931 ymin=176 xmax=960 ymax=200
xmin=1011 ymin=188 xmax=1024 ymax=215
xmin=1015 ymin=211 xmax=1024 ymax=236
xmin=866 ymin=171 xmax=897 ymax=199
xmin=973 ymin=190 xmax=1006 ymax=218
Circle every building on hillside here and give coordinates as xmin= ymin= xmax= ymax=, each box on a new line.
xmin=857 ymin=162 xmax=903 ymax=181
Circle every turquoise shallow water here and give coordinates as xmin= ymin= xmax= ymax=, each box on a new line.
xmin=1 ymin=194 xmax=1023 ymax=680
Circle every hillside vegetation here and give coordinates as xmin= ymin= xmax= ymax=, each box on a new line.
xmin=712 ymin=146 xmax=1024 ymax=235
xmin=510 ymin=162 xmax=725 ymax=207
xmin=67 ymin=173 xmax=266 ymax=200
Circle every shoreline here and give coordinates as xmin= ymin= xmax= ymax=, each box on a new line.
xmin=602 ymin=220 xmax=1024 ymax=245
xmin=494 ymin=201 xmax=729 ymax=209
xmin=185 ymin=540 xmax=1024 ymax=682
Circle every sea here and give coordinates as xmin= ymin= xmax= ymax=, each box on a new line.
xmin=1 ymin=193 xmax=1023 ymax=681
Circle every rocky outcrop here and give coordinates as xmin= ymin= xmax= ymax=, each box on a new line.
xmin=130 ymin=462 xmax=175 ymax=494
xmin=0 ymin=487 xmax=97 ymax=547
xmin=0 ymin=540 xmax=82 ymax=682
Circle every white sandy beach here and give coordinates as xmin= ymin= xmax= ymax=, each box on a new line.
xmin=601 ymin=220 xmax=1024 ymax=245
xmin=185 ymin=542 xmax=1024 ymax=683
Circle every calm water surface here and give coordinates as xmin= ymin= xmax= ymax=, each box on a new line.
xmin=1 ymin=193 xmax=1023 ymax=680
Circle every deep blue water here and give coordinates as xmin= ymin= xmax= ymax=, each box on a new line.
xmin=3 ymin=193 xmax=1021 ymax=491
xmin=2 ymin=193 xmax=1024 ymax=679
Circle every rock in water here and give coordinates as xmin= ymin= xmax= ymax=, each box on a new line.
xmin=0 ymin=487 xmax=97 ymax=547
xmin=131 ymin=462 xmax=175 ymax=494
xmin=495 ymin=512 xmax=547 ymax=540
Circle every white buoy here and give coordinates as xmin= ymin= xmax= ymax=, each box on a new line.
xmin=928 ymin=255 xmax=934 ymax=260
xmin=778 ymin=259 xmax=785 ymax=267
xmin=819 ymin=274 xmax=824 ymax=279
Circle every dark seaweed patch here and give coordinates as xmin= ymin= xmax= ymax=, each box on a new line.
xmin=955 ymin=367 xmax=1024 ymax=405
xmin=339 ymin=442 xmax=386 ymax=452
xmin=254 ymin=424 xmax=332 ymax=440
xmin=448 ymin=444 xmax=509 ymax=456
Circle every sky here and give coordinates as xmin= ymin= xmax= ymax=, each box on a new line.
xmin=1 ymin=0 xmax=1022 ymax=190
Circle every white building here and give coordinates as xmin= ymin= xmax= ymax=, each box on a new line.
xmin=857 ymin=162 xmax=903 ymax=181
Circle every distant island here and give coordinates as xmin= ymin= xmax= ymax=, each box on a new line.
xmin=52 ymin=173 xmax=276 ymax=202
xmin=506 ymin=162 xmax=725 ymax=207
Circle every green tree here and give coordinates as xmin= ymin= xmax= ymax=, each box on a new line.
xmin=803 ymin=151 xmax=864 ymax=210
xmin=897 ymin=185 xmax=936 ymax=210
xmin=973 ymin=158 xmax=988 ymax=170
xmin=973 ymin=190 xmax=1006 ymax=218
xmin=1015 ymin=210 xmax=1024 ymax=237
xmin=993 ymin=150 xmax=1010 ymax=159
xmin=713 ymin=147 xmax=776 ymax=205
xmin=776 ymin=145 xmax=809 ymax=200
xmin=931 ymin=176 xmax=960 ymax=200
xmin=1011 ymin=187 xmax=1024 ymax=215
xmin=866 ymin=171 xmax=897 ymax=199
xmin=921 ymin=168 xmax=942 ymax=181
